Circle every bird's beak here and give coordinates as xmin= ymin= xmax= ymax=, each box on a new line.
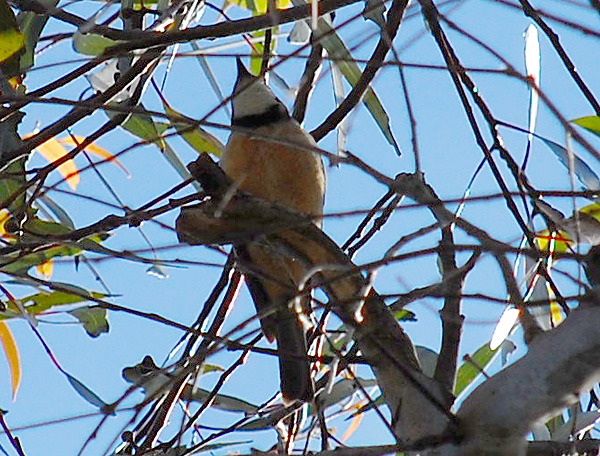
xmin=236 ymin=57 xmax=253 ymax=80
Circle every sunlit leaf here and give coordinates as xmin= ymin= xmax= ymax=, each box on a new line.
xmin=573 ymin=116 xmax=600 ymax=139
xmin=0 ymin=209 xmax=15 ymax=242
xmin=163 ymin=103 xmax=224 ymax=157
xmin=454 ymin=342 xmax=498 ymax=396
xmin=0 ymin=1 xmax=24 ymax=65
xmin=69 ymin=306 xmax=109 ymax=338
xmin=0 ymin=290 xmax=106 ymax=321
xmin=58 ymin=136 xmax=130 ymax=177
xmin=0 ymin=321 xmax=20 ymax=401
xmin=341 ymin=409 xmax=364 ymax=441
xmin=227 ymin=0 xmax=291 ymax=14
xmin=0 ymin=29 xmax=24 ymax=63
xmin=120 ymin=111 xmax=168 ymax=150
xmin=393 ymin=308 xmax=416 ymax=321
xmin=534 ymin=229 xmax=573 ymax=253
xmin=35 ymin=259 xmax=53 ymax=279
xmin=73 ymin=31 xmax=119 ymax=56
xmin=33 ymin=136 xmax=80 ymax=190
xmin=146 ymin=263 xmax=168 ymax=279
xmin=248 ymin=29 xmax=278 ymax=75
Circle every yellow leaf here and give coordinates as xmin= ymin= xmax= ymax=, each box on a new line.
xmin=579 ymin=203 xmax=600 ymax=222
xmin=0 ymin=29 xmax=24 ymax=63
xmin=58 ymin=136 xmax=130 ymax=177
xmin=0 ymin=209 xmax=15 ymax=242
xmin=226 ymin=0 xmax=290 ymax=14
xmin=534 ymin=229 xmax=573 ymax=253
xmin=0 ymin=321 xmax=21 ymax=401
xmin=35 ymin=259 xmax=53 ymax=279
xmin=34 ymin=137 xmax=80 ymax=190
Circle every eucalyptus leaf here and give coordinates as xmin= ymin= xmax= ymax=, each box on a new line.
xmin=69 ymin=306 xmax=109 ymax=337
xmin=313 ymin=18 xmax=400 ymax=154
xmin=73 ymin=31 xmax=119 ymax=56
xmin=66 ymin=372 xmax=109 ymax=409
xmin=0 ymin=290 xmax=106 ymax=320
xmin=454 ymin=342 xmax=498 ymax=397
xmin=573 ymin=115 xmax=600 ymax=139
xmin=17 ymin=0 xmax=59 ymax=71
xmin=540 ymin=137 xmax=600 ymax=193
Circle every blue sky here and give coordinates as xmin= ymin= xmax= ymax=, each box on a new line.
xmin=2 ymin=0 xmax=600 ymax=454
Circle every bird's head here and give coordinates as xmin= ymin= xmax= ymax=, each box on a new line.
xmin=231 ymin=58 xmax=288 ymax=125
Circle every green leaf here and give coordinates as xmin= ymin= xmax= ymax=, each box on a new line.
xmin=0 ymin=225 xmax=106 ymax=275
xmin=249 ymin=29 xmax=278 ymax=75
xmin=572 ymin=116 xmax=600 ymax=138
xmin=316 ymin=20 xmax=400 ymax=154
xmin=69 ymin=306 xmax=109 ymax=337
xmin=394 ymin=308 xmax=416 ymax=321
xmin=163 ymin=103 xmax=224 ymax=157
xmin=0 ymin=290 xmax=106 ymax=320
xmin=17 ymin=1 xmax=59 ymax=71
xmin=73 ymin=31 xmax=119 ymax=56
xmin=0 ymin=0 xmax=24 ymax=67
xmin=454 ymin=342 xmax=498 ymax=396
xmin=119 ymin=108 xmax=168 ymax=150
xmin=0 ymin=244 xmax=80 ymax=274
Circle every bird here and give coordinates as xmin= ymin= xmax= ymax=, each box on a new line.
xmin=220 ymin=58 xmax=326 ymax=402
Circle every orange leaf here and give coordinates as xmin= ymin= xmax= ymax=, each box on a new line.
xmin=58 ymin=136 xmax=130 ymax=177
xmin=0 ymin=209 xmax=15 ymax=242
xmin=35 ymin=259 xmax=53 ymax=279
xmin=341 ymin=404 xmax=364 ymax=441
xmin=0 ymin=321 xmax=21 ymax=401
xmin=34 ymin=137 xmax=80 ymax=190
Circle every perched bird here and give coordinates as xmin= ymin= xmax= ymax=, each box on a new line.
xmin=220 ymin=59 xmax=326 ymax=402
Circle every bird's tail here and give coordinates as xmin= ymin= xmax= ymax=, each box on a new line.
xmin=276 ymin=307 xmax=313 ymax=402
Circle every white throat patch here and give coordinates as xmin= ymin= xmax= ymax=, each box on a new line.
xmin=232 ymin=78 xmax=281 ymax=119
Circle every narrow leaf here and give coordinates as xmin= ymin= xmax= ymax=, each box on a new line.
xmin=66 ymin=372 xmax=108 ymax=409
xmin=58 ymin=136 xmax=130 ymax=177
xmin=34 ymin=137 xmax=80 ymax=189
xmin=330 ymin=59 xmax=348 ymax=157
xmin=0 ymin=321 xmax=20 ymax=401
xmin=120 ymin=111 xmax=168 ymax=149
xmin=341 ymin=410 xmax=364 ymax=441
xmin=524 ymin=24 xmax=540 ymax=165
xmin=317 ymin=20 xmax=400 ymax=154
xmin=454 ymin=342 xmax=499 ymax=397
xmin=227 ymin=0 xmax=291 ymax=14
xmin=0 ymin=290 xmax=106 ymax=320
xmin=540 ymin=137 xmax=600 ymax=192
xmin=163 ymin=103 xmax=224 ymax=157
xmin=573 ymin=116 xmax=600 ymax=138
